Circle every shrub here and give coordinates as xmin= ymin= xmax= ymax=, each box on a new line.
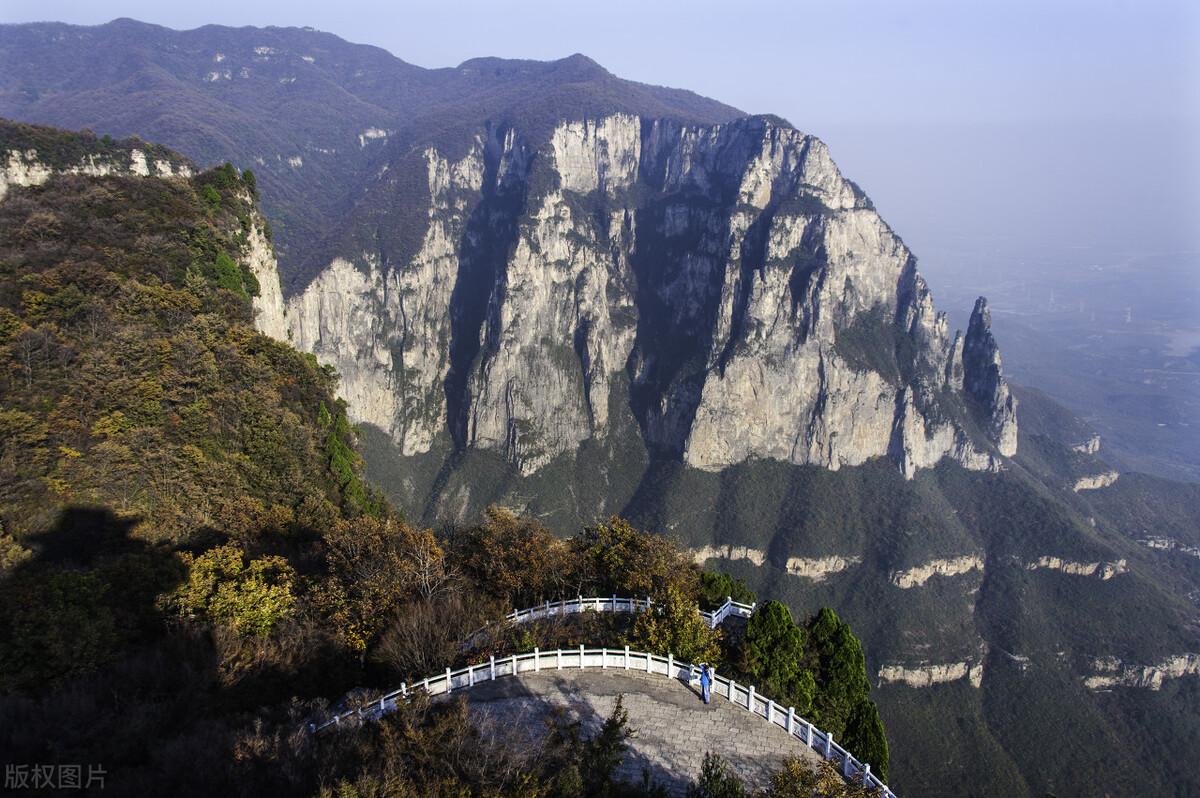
xmin=174 ymin=543 xmax=296 ymax=637
xmin=632 ymin=583 xmax=721 ymax=664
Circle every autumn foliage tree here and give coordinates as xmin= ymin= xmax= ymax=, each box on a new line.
xmin=313 ymin=517 xmax=451 ymax=651
xmin=632 ymin=583 xmax=721 ymax=665
xmin=572 ymin=516 xmax=700 ymax=601
xmin=173 ymin=543 xmax=296 ymax=637
xmin=452 ymin=505 xmax=576 ymax=609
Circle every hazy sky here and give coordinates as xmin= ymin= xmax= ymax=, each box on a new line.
xmin=3 ymin=0 xmax=1198 ymax=263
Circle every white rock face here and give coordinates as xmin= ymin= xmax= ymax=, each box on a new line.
xmin=282 ymin=115 xmax=1018 ymax=476
xmin=1 ymin=149 xmax=53 ymax=198
xmin=1026 ymin=556 xmax=1127 ymax=580
xmin=878 ymin=660 xmax=984 ymax=688
xmin=246 ymin=220 xmax=288 ymax=341
xmin=691 ymin=547 xmax=863 ymax=581
xmin=692 ymin=544 xmax=767 ymax=567
xmin=129 ymin=149 xmax=150 ymax=176
xmin=359 ymin=128 xmax=388 ymax=148
xmin=2 ymin=147 xmax=191 ymax=200
xmin=1072 ymin=434 xmax=1101 ymax=454
xmin=286 ymin=137 xmax=488 ymax=456
xmin=1085 ymin=653 xmax=1200 ymax=690
xmin=785 ymin=555 xmax=861 ymax=581
xmin=1139 ymin=537 xmax=1200 ymax=559
xmin=1073 ymin=471 xmax=1119 ymax=492
xmin=889 ymin=555 xmax=985 ymax=588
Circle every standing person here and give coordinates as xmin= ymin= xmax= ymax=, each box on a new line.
xmin=700 ymin=661 xmax=711 ymax=704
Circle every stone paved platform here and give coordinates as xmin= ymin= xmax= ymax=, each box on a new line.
xmin=453 ymin=668 xmax=824 ymax=796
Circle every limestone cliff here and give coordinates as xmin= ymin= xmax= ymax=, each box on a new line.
xmin=2 ymin=142 xmax=193 ymax=200
xmin=278 ymin=114 xmax=1017 ymax=477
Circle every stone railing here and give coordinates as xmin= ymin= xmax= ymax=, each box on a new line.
xmin=310 ymin=645 xmax=894 ymax=797
xmin=504 ymin=594 xmax=757 ymax=629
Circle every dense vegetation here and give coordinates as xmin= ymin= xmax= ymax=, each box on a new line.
xmin=0 ymin=127 xmax=884 ymax=795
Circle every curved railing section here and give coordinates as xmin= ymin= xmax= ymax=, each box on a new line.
xmin=311 ymin=645 xmax=894 ymax=798
xmin=504 ymin=595 xmax=757 ymax=628
xmin=462 ymin=595 xmax=756 ymax=650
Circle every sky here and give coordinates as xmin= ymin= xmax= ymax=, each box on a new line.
xmin=3 ymin=0 xmax=1199 ymax=266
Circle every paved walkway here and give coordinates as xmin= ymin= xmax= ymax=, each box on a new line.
xmin=453 ymin=668 xmax=824 ymax=796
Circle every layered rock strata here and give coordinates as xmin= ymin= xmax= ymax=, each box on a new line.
xmin=275 ymin=115 xmax=1018 ymax=477
xmin=2 ymin=146 xmax=192 ymax=200
xmin=1086 ymin=654 xmax=1200 ymax=690
xmin=1026 ymin=557 xmax=1127 ymax=580
xmin=889 ymin=556 xmax=985 ymax=588
xmin=878 ymin=660 xmax=985 ymax=689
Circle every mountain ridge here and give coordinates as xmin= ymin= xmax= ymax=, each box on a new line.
xmin=0 ymin=18 xmax=744 ymax=292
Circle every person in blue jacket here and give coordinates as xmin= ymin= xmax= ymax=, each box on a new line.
xmin=699 ymin=662 xmax=712 ymax=704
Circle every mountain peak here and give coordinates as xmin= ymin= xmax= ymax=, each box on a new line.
xmin=454 ymin=52 xmax=611 ymax=83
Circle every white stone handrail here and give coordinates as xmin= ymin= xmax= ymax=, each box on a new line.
xmin=505 ymin=594 xmax=757 ymax=629
xmin=310 ymin=645 xmax=894 ymax=797
xmin=462 ymin=595 xmax=756 ymax=650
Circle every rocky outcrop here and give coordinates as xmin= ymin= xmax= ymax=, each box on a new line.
xmin=247 ymin=221 xmax=288 ymax=341
xmin=1072 ymin=434 xmax=1102 ymax=454
xmin=692 ymin=546 xmax=863 ymax=581
xmin=692 ymin=544 xmax=767 ymax=567
xmin=889 ymin=555 xmax=985 ymax=588
xmin=1139 ymin=537 xmax=1200 ymax=559
xmin=1073 ymin=471 xmax=1119 ymax=492
xmin=961 ymin=298 xmax=1018 ymax=457
xmin=5 ymin=140 xmax=287 ymax=350
xmin=281 ymin=115 xmax=1018 ymax=477
xmin=1085 ymin=654 xmax=1200 ymax=690
xmin=878 ymin=660 xmax=985 ymax=688
xmin=1026 ymin=556 xmax=1127 ymax=580
xmin=785 ymin=555 xmax=861 ymax=581
xmin=1 ymin=146 xmax=192 ymax=200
